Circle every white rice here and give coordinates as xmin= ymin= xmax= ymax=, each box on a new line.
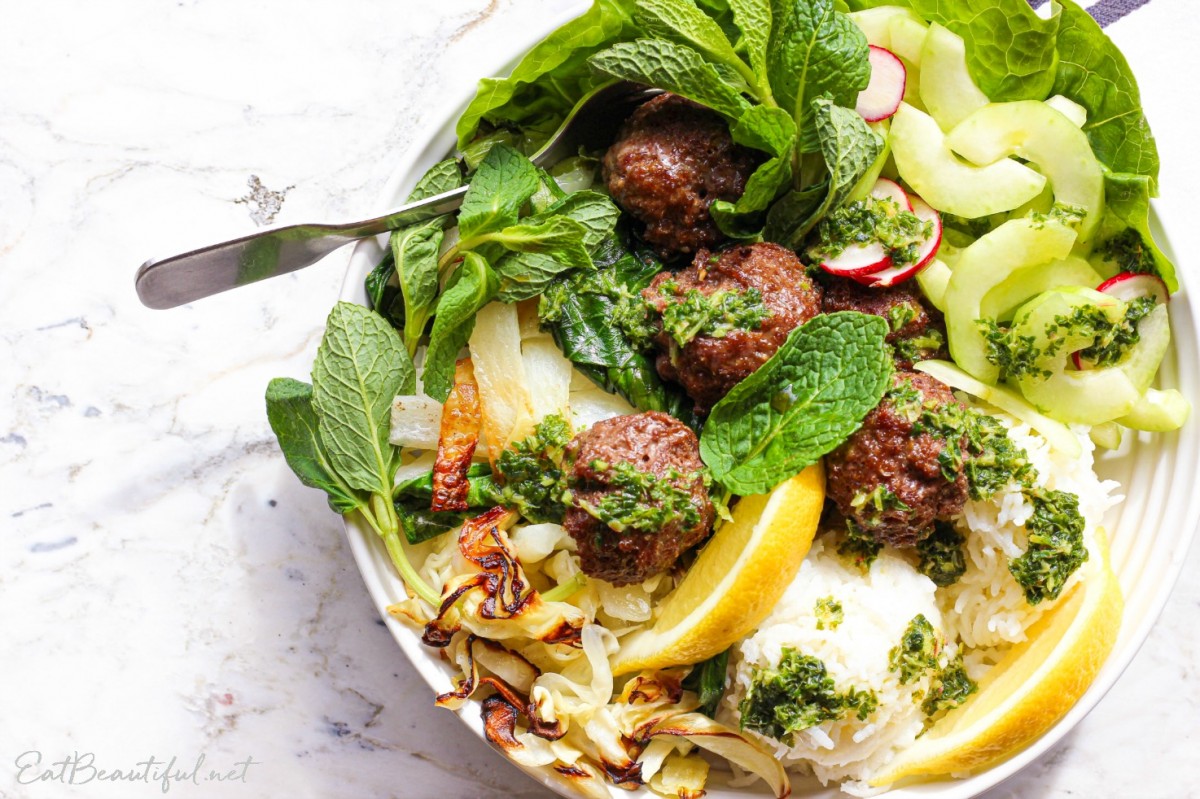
xmin=721 ymin=539 xmax=945 ymax=796
xmin=722 ymin=408 xmax=1123 ymax=794
xmin=938 ymin=413 xmax=1122 ymax=652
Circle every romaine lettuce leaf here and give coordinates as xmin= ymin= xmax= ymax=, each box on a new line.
xmin=1051 ymin=0 xmax=1160 ymax=191
xmin=455 ymin=0 xmax=638 ymax=148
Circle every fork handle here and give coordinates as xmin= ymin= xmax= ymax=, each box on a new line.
xmin=134 ymin=186 xmax=468 ymax=309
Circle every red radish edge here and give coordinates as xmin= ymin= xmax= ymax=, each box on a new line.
xmin=869 ymin=177 xmax=913 ymax=211
xmin=856 ymin=46 xmax=907 ymax=123
xmin=1096 ymin=272 xmax=1169 ymax=305
xmin=853 ymin=195 xmax=942 ymax=288
xmin=819 ymin=242 xmax=892 ymax=277
xmin=1073 ymin=272 xmax=1170 ymax=370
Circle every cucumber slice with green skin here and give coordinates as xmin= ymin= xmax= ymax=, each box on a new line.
xmin=915 ymin=258 xmax=952 ymax=311
xmin=919 ymin=24 xmax=990 ymax=131
xmin=946 ymin=101 xmax=1105 ymax=243
xmin=1011 ymin=288 xmax=1146 ymax=425
xmin=914 ymin=359 xmax=1082 ymax=458
xmin=944 ymin=217 xmax=1078 ymax=384
xmin=890 ymin=103 xmax=1047 ymax=219
xmin=889 ymin=15 xmax=928 ymax=65
xmin=1118 ymin=388 xmax=1191 ymax=432
xmin=981 ymin=255 xmax=1105 ymax=322
xmin=1118 ymin=303 xmax=1172 ymax=392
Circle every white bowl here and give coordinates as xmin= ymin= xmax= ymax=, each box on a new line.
xmin=334 ymin=9 xmax=1200 ymax=799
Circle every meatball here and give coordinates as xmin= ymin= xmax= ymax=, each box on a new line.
xmin=819 ymin=276 xmax=949 ymax=370
xmin=825 ymin=371 xmax=968 ymax=548
xmin=603 ymin=93 xmax=761 ymax=258
xmin=643 ymin=242 xmax=823 ymax=415
xmin=563 ymin=411 xmax=713 ymax=586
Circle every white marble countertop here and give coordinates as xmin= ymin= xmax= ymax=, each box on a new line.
xmin=2 ymin=2 xmax=1197 ymax=798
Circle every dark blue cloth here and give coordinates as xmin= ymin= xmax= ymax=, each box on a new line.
xmin=1027 ymin=0 xmax=1150 ymax=27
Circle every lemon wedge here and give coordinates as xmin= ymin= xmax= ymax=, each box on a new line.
xmin=611 ymin=464 xmax=825 ymax=676
xmin=871 ymin=528 xmax=1124 ymax=786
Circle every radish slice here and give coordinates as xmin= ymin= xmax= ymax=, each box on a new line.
xmin=1073 ymin=272 xmax=1170 ymax=370
xmin=869 ymin=177 xmax=913 ymax=211
xmin=1096 ymin=272 xmax=1169 ymax=305
xmin=819 ymin=241 xmax=892 ymax=277
xmin=856 ymin=46 xmax=907 ymax=123
xmin=855 ymin=196 xmax=942 ymax=287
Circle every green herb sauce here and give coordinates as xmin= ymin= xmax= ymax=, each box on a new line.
xmin=739 ymin=649 xmax=878 ymax=743
xmin=495 ymin=414 xmax=573 ymax=523
xmin=809 ymin=196 xmax=932 ymax=268
xmin=815 ymin=596 xmax=844 ymax=631
xmin=570 ymin=460 xmax=705 ymax=535
xmin=916 ymin=522 xmax=968 ymax=587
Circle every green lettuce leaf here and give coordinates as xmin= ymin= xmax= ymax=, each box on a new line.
xmin=1095 ymin=169 xmax=1177 ymax=292
xmin=455 ymin=0 xmax=638 ymax=148
xmin=1052 ymin=0 xmax=1159 ymax=190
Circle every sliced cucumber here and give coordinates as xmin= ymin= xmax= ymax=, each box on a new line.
xmin=1118 ymin=304 xmax=1171 ymax=393
xmin=915 ymin=360 xmax=1083 ymax=457
xmin=919 ymin=24 xmax=990 ymax=131
xmin=1012 ymin=288 xmax=1137 ymax=425
xmin=1045 ymin=95 xmax=1087 ymax=128
xmin=946 ymin=101 xmax=1105 ymax=243
xmin=889 ymin=15 xmax=929 ymax=65
xmin=1118 ymin=388 xmax=1191 ymax=432
xmin=944 ymin=218 xmax=1078 ymax=383
xmin=981 ymin=255 xmax=1105 ymax=322
xmin=890 ymin=103 xmax=1047 ymax=219
xmin=849 ymin=7 xmax=924 ymax=48
xmin=915 ymin=258 xmax=952 ymax=311
xmin=1089 ymin=422 xmax=1124 ymax=450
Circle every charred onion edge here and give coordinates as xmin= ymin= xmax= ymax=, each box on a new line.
xmin=431 ymin=358 xmax=482 ymax=512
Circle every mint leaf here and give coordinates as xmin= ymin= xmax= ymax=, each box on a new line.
xmin=709 ymin=106 xmax=799 ymax=236
xmin=590 ymin=38 xmax=752 ymax=121
xmin=701 ymin=312 xmax=891 ymax=495
xmin=634 ymin=0 xmax=747 ymax=78
xmin=265 ymin=378 xmax=362 ymax=513
xmin=455 ymin=0 xmax=637 ymax=148
xmin=311 ymin=302 xmax=416 ymax=496
xmin=732 ymin=105 xmax=797 ymax=157
xmin=423 ymin=252 xmax=500 ymax=402
xmin=489 ymin=216 xmax=593 ymax=268
xmin=767 ymin=0 xmax=870 ymax=151
xmin=390 ymin=217 xmax=446 ymax=352
xmin=764 ymin=97 xmax=882 ymax=248
xmin=364 ymin=158 xmax=463 ymax=327
xmin=408 ymin=157 xmax=464 ymax=201
xmin=542 ymin=190 xmax=623 ymax=251
xmin=457 ymin=143 xmax=541 ymax=240
xmin=729 ymin=0 xmax=773 ymax=84
xmin=1052 ymin=0 xmax=1159 ymax=191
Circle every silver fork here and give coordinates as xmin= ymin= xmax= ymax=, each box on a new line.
xmin=134 ymin=81 xmax=659 ymax=310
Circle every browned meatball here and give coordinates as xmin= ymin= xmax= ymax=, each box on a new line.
xmin=563 ymin=411 xmax=713 ymax=586
xmin=819 ymin=276 xmax=949 ymax=370
xmin=603 ymin=93 xmax=761 ymax=259
xmin=825 ymin=372 xmax=968 ymax=548
xmin=643 ymin=243 xmax=823 ymax=415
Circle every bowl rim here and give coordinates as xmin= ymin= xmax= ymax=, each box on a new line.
xmin=332 ymin=6 xmax=1200 ymax=798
